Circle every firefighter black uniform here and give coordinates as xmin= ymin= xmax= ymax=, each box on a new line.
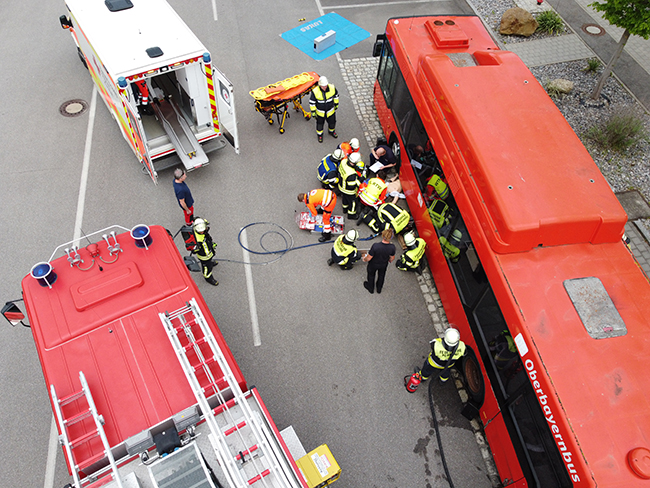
xmin=338 ymin=153 xmax=365 ymax=219
xmin=192 ymin=218 xmax=218 ymax=286
xmin=420 ymin=328 xmax=466 ymax=383
xmin=396 ymin=232 xmax=426 ymax=273
xmin=327 ymin=230 xmax=361 ymax=270
xmin=363 ymin=202 xmax=410 ymax=234
xmin=309 ymin=76 xmax=339 ymax=143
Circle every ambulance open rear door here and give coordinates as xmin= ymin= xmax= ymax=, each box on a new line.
xmin=124 ymin=100 xmax=157 ymax=184
xmin=212 ymin=66 xmax=240 ymax=154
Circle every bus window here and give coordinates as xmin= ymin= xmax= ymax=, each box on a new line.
xmin=377 ymin=42 xmax=397 ymax=108
xmin=509 ymin=390 xmax=573 ymax=487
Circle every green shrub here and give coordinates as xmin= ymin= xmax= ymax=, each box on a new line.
xmin=583 ymin=58 xmax=602 ymax=73
xmin=537 ymin=10 xmax=564 ymax=35
xmin=586 ymin=111 xmax=648 ymax=152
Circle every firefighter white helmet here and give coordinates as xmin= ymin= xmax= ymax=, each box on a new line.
xmin=345 ymin=229 xmax=359 ymax=242
xmin=318 ymin=76 xmax=328 ymax=87
xmin=404 ymin=232 xmax=416 ymax=247
xmin=443 ymin=328 xmax=460 ymax=348
xmin=350 ymin=138 xmax=360 ymax=150
xmin=348 ymin=152 xmax=361 ymax=164
xmin=193 ymin=218 xmax=207 ymax=233
xmin=450 ymin=229 xmax=462 ymax=244
xmin=332 ymin=148 xmax=344 ymax=161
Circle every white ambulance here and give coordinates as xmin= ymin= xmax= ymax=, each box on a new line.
xmin=60 ymin=0 xmax=239 ymax=183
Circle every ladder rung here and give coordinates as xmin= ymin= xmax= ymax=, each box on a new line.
xmin=65 ymin=409 xmax=93 ymax=426
xmin=248 ymin=469 xmax=271 ymax=485
xmin=213 ymin=398 xmax=237 ymax=416
xmin=76 ymin=451 xmax=106 ymax=471
xmin=193 ymin=356 xmax=216 ymax=371
xmin=236 ymin=444 xmax=259 ymax=462
xmin=58 ymin=390 xmax=85 ymax=406
xmin=70 ymin=430 xmax=99 ymax=448
xmin=223 ymin=420 xmax=247 ymax=436
xmin=83 ymin=474 xmax=115 ymax=488
xmin=183 ymin=337 xmax=206 ymax=352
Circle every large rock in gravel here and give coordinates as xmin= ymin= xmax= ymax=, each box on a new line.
xmin=547 ymin=78 xmax=574 ymax=94
xmin=500 ymin=8 xmax=538 ymax=37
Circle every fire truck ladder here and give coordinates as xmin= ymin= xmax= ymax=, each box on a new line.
xmin=50 ymin=371 xmax=124 ymax=488
xmin=160 ymin=298 xmax=302 ymax=488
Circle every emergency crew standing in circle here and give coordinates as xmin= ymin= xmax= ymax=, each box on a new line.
xmin=310 ymin=76 xmax=339 ymax=143
xmin=363 ymin=228 xmax=396 ymax=294
xmin=192 ymin=218 xmax=219 ymax=286
xmin=173 ymin=168 xmax=194 ymax=225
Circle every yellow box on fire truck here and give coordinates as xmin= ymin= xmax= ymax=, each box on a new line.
xmin=60 ymin=0 xmax=239 ymax=183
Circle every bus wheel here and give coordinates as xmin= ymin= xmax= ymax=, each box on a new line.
xmin=461 ymin=346 xmax=485 ymax=406
xmin=389 ymin=133 xmax=400 ymax=160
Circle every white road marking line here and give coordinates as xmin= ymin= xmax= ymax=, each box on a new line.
xmin=45 ymin=85 xmax=97 ymax=488
xmin=212 ymin=0 xmax=218 ymax=21
xmin=241 ymin=228 xmax=261 ymax=346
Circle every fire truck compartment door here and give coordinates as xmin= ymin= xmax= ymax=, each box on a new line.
xmin=125 ymin=102 xmax=157 ymax=184
xmin=212 ymin=66 xmax=240 ymax=154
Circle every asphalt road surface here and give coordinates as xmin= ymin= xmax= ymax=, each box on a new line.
xmin=0 ymin=1 xmax=493 ymax=487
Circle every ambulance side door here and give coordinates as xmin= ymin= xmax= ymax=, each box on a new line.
xmin=211 ymin=67 xmax=240 ymax=154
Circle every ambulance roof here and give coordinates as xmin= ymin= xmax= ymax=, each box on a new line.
xmin=66 ymin=0 xmax=208 ymax=77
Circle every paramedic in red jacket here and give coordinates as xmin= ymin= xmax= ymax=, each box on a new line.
xmin=298 ymin=189 xmax=337 ymax=242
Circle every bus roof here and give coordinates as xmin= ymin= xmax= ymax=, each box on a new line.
xmin=22 ymin=226 xmax=245 ymax=460
xmin=497 ymin=242 xmax=650 ymax=486
xmin=66 ymin=0 xmax=207 ymax=78
xmin=388 ymin=16 xmax=627 ymax=253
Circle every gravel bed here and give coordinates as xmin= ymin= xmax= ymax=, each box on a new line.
xmin=473 ymin=0 xmax=650 ymax=205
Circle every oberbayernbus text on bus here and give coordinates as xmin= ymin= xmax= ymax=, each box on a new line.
xmin=372 ymin=14 xmax=650 ymax=488
xmin=2 ymin=225 xmax=340 ymax=488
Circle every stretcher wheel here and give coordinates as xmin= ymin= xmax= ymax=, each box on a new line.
xmin=304 ymin=114 xmax=311 ymax=120
xmin=268 ymin=119 xmax=274 ymax=125
xmin=279 ymin=128 xmax=285 ymax=134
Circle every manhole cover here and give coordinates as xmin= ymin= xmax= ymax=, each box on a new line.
xmin=582 ymin=23 xmax=606 ymax=36
xmin=59 ymin=99 xmax=88 ymax=117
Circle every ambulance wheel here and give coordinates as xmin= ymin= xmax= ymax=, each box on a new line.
xmin=389 ymin=132 xmax=400 ymax=160
xmin=77 ymin=47 xmax=88 ymax=69
xmin=460 ymin=346 xmax=485 ymax=407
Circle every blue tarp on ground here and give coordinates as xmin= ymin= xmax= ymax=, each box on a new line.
xmin=281 ymin=13 xmax=370 ymax=61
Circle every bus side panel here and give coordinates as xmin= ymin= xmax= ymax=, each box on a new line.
xmin=484 ymin=413 xmax=528 ymax=487
xmin=69 ymin=13 xmax=134 ymax=155
xmin=374 ymin=80 xmax=503 ymax=428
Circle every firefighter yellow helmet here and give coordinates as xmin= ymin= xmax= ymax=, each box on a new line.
xmin=318 ymin=76 xmax=328 ymax=87
xmin=443 ymin=328 xmax=460 ymax=348
xmin=404 ymin=232 xmax=416 ymax=247
xmin=193 ymin=218 xmax=207 ymax=233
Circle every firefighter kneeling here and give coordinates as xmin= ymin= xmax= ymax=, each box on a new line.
xmin=396 ymin=232 xmax=426 ymax=274
xmin=363 ymin=202 xmax=411 ymax=235
xmin=192 ymin=218 xmax=219 ymax=286
xmin=327 ymin=230 xmax=361 ymax=270
xmin=405 ymin=328 xmax=466 ymax=393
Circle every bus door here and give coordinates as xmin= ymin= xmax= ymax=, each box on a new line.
xmin=211 ymin=66 xmax=240 ymax=154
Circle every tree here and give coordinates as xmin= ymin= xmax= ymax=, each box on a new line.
xmin=588 ymin=0 xmax=650 ymax=99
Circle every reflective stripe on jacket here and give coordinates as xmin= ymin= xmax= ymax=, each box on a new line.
xmin=309 ymin=84 xmax=339 ymax=118
xmin=427 ymin=339 xmax=466 ymax=369
xmin=401 ymin=238 xmax=426 ymax=268
xmin=377 ymin=203 xmax=410 ymax=234
xmin=306 ymin=189 xmax=335 ymax=215
xmin=338 ymin=161 xmax=361 ymax=195
xmin=317 ymin=155 xmax=339 ymax=184
xmin=194 ymin=232 xmax=215 ymax=261
xmin=332 ymin=235 xmax=358 ymax=265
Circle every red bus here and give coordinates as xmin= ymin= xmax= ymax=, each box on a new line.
xmin=373 ymin=15 xmax=650 ymax=487
xmin=3 ymin=225 xmax=339 ymax=488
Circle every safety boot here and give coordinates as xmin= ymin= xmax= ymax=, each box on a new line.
xmin=318 ymin=133 xmax=323 ymax=143
xmin=327 ymin=258 xmax=333 ymax=266
xmin=319 ymin=232 xmax=332 ymax=242
xmin=329 ymin=130 xmax=338 ymax=138
xmin=206 ymin=276 xmax=219 ymax=286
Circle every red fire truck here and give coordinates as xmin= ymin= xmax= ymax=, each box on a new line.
xmin=372 ymin=15 xmax=650 ymax=487
xmin=2 ymin=225 xmax=339 ymax=488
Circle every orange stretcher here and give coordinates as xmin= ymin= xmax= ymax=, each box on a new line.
xmin=250 ymin=72 xmax=319 ymax=134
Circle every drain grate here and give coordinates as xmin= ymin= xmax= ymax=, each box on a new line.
xmin=59 ymin=99 xmax=88 ymax=117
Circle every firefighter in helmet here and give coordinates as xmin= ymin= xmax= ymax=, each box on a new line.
xmin=406 ymin=328 xmax=466 ymax=392
xmin=396 ymin=232 xmax=426 ymax=273
xmin=363 ymin=201 xmax=411 ymax=234
xmin=192 ymin=218 xmax=218 ymax=286
xmin=338 ymin=152 xmax=365 ymax=220
xmin=339 ymin=137 xmax=360 ymax=158
xmin=309 ymin=75 xmax=339 ymax=143
xmin=328 ymin=229 xmax=361 ymax=270
xmin=317 ymin=148 xmax=344 ymax=190
xmin=439 ymin=229 xmax=463 ymax=263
